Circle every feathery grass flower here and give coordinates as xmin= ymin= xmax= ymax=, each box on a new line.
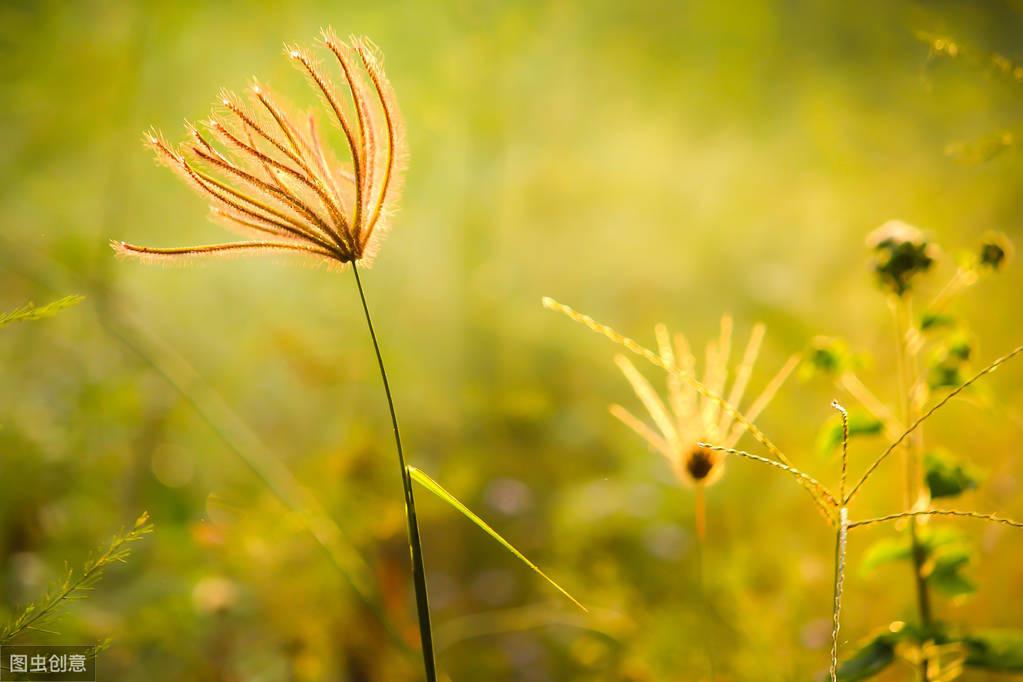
xmin=113 ymin=30 xmax=405 ymax=268
xmin=114 ymin=31 xmax=443 ymax=681
xmin=611 ymin=316 xmax=797 ymax=490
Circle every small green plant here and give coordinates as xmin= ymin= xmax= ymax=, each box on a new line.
xmin=0 ymin=295 xmax=83 ymax=329
xmin=2 ymin=512 xmax=153 ymax=645
xmin=802 ymin=224 xmax=1022 ymax=680
xmin=543 ymin=284 xmax=1023 ymax=681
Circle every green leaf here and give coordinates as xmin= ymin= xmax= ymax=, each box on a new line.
xmin=920 ymin=525 xmax=968 ymax=551
xmin=924 ymin=449 xmax=981 ymax=499
xmin=928 ymin=544 xmax=976 ymax=598
xmin=926 ymin=334 xmax=974 ymax=390
xmin=800 ymin=337 xmax=858 ymax=379
xmin=962 ymin=629 xmax=1023 ymax=671
xmin=0 ymin=295 xmax=84 ymax=328
xmin=408 ymin=466 xmax=586 ymax=612
xmin=837 ymin=633 xmax=898 ymax=680
xmin=861 ymin=528 xmax=975 ymax=596
xmin=861 ymin=536 xmax=912 ymax=574
xmin=816 ymin=412 xmax=883 ymax=456
xmin=929 ymin=565 xmax=976 ymax=597
xmin=947 ymin=338 xmax=972 ymax=360
xmin=920 ymin=313 xmax=956 ymax=331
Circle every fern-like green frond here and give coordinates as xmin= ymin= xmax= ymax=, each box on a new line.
xmin=1 ymin=512 xmax=154 ymax=644
xmin=0 ymin=295 xmax=84 ymax=329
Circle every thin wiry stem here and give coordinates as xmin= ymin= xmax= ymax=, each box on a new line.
xmin=543 ymin=298 xmax=795 ymax=467
xmin=207 ymin=115 xmax=347 ymax=233
xmin=190 ymin=143 xmax=335 ymax=238
xmin=697 ymin=443 xmax=838 ymax=520
xmin=694 ymin=483 xmax=706 ymax=543
xmin=183 ymin=157 xmax=341 ymax=249
xmin=833 ymin=401 xmax=849 ymax=502
xmin=250 ymin=84 xmax=355 ymax=238
xmin=829 ymin=508 xmax=849 ymax=682
xmin=290 ymin=47 xmax=364 ymax=230
xmin=692 ymin=485 xmax=716 ymax=678
xmin=845 ymin=343 xmax=1023 ymax=504
xmin=828 ymin=401 xmax=850 ymax=682
xmin=306 ymin=112 xmax=349 ymax=211
xmin=353 ymin=40 xmax=401 ymax=244
xmin=112 ymin=240 xmax=337 ymax=262
xmin=352 ymin=262 xmax=437 ymax=682
xmin=221 ymin=92 xmax=311 ymax=173
xmin=324 ymin=36 xmax=372 ymax=244
xmin=151 ymin=134 xmax=330 ymax=245
xmin=848 ymin=509 xmax=1023 ymax=530
xmin=252 ymin=85 xmax=313 ymax=167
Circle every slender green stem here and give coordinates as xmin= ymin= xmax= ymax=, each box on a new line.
xmin=893 ymin=298 xmax=932 ymax=680
xmin=352 ymin=262 xmax=437 ymax=682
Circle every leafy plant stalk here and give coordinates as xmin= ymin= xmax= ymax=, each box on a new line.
xmin=894 ymin=296 xmax=933 ymax=680
xmin=353 ymin=262 xmax=437 ymax=682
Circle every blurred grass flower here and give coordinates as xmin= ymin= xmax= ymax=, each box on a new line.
xmin=610 ymin=317 xmax=797 ymax=535
xmin=112 ymin=29 xmax=405 ymax=267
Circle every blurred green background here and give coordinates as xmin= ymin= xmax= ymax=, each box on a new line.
xmin=2 ymin=1 xmax=1022 ymax=680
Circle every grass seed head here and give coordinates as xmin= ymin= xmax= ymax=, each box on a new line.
xmin=113 ymin=30 xmax=406 ymax=269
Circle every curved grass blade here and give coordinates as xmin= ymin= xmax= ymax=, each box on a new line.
xmin=408 ymin=466 xmax=587 ymax=613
